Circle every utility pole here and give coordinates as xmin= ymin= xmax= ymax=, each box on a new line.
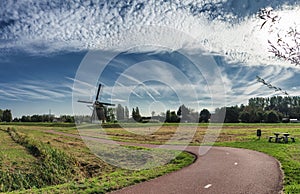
xmin=49 ymin=109 xmax=51 ymax=122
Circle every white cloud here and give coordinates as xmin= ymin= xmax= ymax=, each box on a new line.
xmin=2 ymin=0 xmax=300 ymax=116
xmin=0 ymin=79 xmax=72 ymax=102
xmin=1 ymin=0 xmax=300 ymax=70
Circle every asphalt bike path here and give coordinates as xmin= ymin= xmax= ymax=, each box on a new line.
xmin=47 ymin=130 xmax=283 ymax=194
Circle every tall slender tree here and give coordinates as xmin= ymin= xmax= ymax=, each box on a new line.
xmin=0 ymin=109 xmax=3 ymax=122
xmin=2 ymin=109 xmax=12 ymax=122
xmin=116 ymin=104 xmax=125 ymax=120
xmin=124 ymin=106 xmax=129 ymax=120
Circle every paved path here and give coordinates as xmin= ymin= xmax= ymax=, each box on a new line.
xmin=47 ymin=130 xmax=283 ymax=194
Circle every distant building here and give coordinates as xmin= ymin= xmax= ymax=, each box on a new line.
xmin=52 ymin=118 xmax=61 ymax=122
xmin=282 ymin=118 xmax=290 ymax=123
xmin=290 ymin=119 xmax=300 ymax=123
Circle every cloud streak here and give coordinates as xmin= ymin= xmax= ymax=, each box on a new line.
xmin=0 ymin=79 xmax=72 ymax=102
xmin=2 ymin=0 xmax=300 ymax=117
xmin=1 ymin=0 xmax=300 ymax=68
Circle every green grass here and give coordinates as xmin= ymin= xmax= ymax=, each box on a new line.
xmin=0 ymin=125 xmax=195 ymax=193
xmin=0 ymin=122 xmax=75 ymax=127
xmin=0 ymin=129 xmax=38 ymax=192
xmin=0 ymin=127 xmax=81 ymax=193
xmin=3 ymin=122 xmax=300 ymax=193
xmin=12 ymin=151 xmax=194 ymax=194
xmin=0 ymin=130 xmax=36 ymax=168
xmin=70 ymin=123 xmax=300 ymax=146
xmin=74 ymin=123 xmax=300 ymax=193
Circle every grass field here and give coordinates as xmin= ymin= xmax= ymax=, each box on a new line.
xmin=0 ymin=123 xmax=195 ymax=193
xmin=1 ymin=122 xmax=300 ymax=193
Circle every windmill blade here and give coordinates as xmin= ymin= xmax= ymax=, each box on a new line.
xmin=96 ymin=84 xmax=102 ymax=101
xmin=78 ymin=100 xmax=93 ymax=104
xmin=87 ymin=104 xmax=94 ymax=110
xmin=99 ymin=102 xmax=115 ymax=106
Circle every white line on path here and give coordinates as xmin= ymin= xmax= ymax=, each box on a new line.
xmin=204 ymin=184 xmax=212 ymax=189
xmin=234 ymin=162 xmax=238 ymax=165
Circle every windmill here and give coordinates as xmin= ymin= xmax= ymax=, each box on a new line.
xmin=78 ymin=84 xmax=115 ymax=123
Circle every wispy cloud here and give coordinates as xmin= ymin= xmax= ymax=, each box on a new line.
xmin=0 ymin=79 xmax=72 ymax=102
xmin=2 ymin=0 xmax=300 ymax=117
xmin=1 ymin=0 xmax=300 ymax=69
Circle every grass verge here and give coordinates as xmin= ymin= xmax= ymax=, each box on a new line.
xmin=13 ymin=151 xmax=194 ymax=194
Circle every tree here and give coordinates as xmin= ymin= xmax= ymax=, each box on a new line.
xmin=116 ymin=104 xmax=125 ymax=121
xmin=0 ymin=109 xmax=3 ymax=122
xmin=259 ymin=8 xmax=300 ymax=66
xmin=60 ymin=115 xmax=75 ymax=123
xmin=2 ymin=109 xmax=12 ymax=122
xmin=124 ymin=106 xmax=129 ymax=120
xmin=177 ymin=104 xmax=189 ymax=122
xmin=31 ymin=115 xmax=43 ymax=122
xmin=132 ymin=107 xmax=141 ymax=122
xmin=170 ymin=111 xmax=179 ymax=123
xmin=290 ymin=107 xmax=300 ymax=119
xmin=165 ymin=110 xmax=171 ymax=122
xmin=12 ymin=117 xmax=20 ymax=122
xmin=239 ymin=111 xmax=251 ymax=123
xmin=132 ymin=108 xmax=136 ymax=119
xmin=135 ymin=107 xmax=141 ymax=122
xmin=266 ymin=111 xmax=280 ymax=123
xmin=21 ymin=115 xmax=31 ymax=122
xmin=224 ymin=106 xmax=239 ymax=123
xmin=213 ymin=107 xmax=227 ymax=123
xmin=255 ymin=110 xmax=265 ymax=123
xmin=106 ymin=108 xmax=115 ymax=122
xmin=199 ymin=109 xmax=211 ymax=123
xmin=151 ymin=111 xmax=155 ymax=117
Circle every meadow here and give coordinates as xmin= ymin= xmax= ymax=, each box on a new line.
xmin=0 ymin=123 xmax=194 ymax=193
xmin=1 ymin=122 xmax=300 ymax=193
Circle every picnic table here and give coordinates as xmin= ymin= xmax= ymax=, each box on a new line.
xmin=269 ymin=132 xmax=295 ymax=143
xmin=274 ymin=132 xmax=281 ymax=143
xmin=282 ymin=133 xmax=292 ymax=143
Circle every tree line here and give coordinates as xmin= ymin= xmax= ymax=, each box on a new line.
xmin=110 ymin=104 xmax=210 ymax=123
xmin=2 ymin=96 xmax=300 ymax=123
xmin=215 ymin=96 xmax=300 ymax=123
xmin=132 ymin=96 xmax=300 ymax=123
xmin=163 ymin=105 xmax=210 ymax=123
xmin=10 ymin=114 xmax=75 ymax=123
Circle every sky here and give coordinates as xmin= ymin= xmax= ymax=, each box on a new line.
xmin=1 ymin=0 xmax=300 ymax=118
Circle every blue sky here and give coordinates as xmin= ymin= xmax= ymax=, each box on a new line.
xmin=1 ymin=0 xmax=300 ymax=118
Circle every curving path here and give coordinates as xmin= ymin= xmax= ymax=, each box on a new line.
xmin=47 ymin=130 xmax=283 ymax=194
